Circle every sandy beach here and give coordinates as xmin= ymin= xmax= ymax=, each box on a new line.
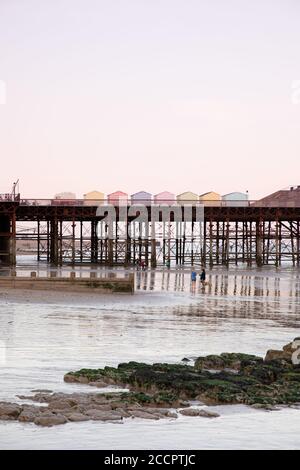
xmin=0 ymin=266 xmax=300 ymax=449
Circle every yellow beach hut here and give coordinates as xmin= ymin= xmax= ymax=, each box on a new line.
xmin=199 ymin=191 xmax=221 ymax=206
xmin=176 ymin=191 xmax=199 ymax=205
xmin=83 ymin=190 xmax=105 ymax=206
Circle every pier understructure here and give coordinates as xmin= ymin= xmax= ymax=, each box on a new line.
xmin=1 ymin=197 xmax=300 ymax=268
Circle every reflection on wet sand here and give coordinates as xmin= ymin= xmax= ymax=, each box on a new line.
xmin=134 ymin=269 xmax=300 ymax=327
xmin=135 ymin=269 xmax=300 ymax=298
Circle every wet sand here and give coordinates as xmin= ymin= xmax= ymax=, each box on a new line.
xmin=0 ymin=266 xmax=300 ymax=449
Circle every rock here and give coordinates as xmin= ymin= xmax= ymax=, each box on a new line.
xmin=114 ymin=408 xmax=132 ymax=418
xmin=3 ymin=340 xmax=300 ymax=427
xmin=85 ymin=403 xmax=112 ymax=412
xmin=265 ymin=338 xmax=300 ymax=363
xmin=31 ymin=389 xmax=53 ymax=393
xmin=198 ymin=409 xmax=220 ymax=418
xmin=95 ymin=381 xmax=109 ymax=388
xmin=34 ymin=413 xmax=68 ymax=427
xmin=0 ymin=403 xmax=22 ymax=419
xmin=17 ymin=393 xmax=49 ymax=403
xmin=283 ymin=338 xmax=300 ymax=353
xmin=48 ymin=399 xmax=74 ymax=410
xmin=67 ymin=413 xmax=89 ymax=422
xmin=182 ymin=358 xmax=190 ymax=362
xmin=128 ymin=410 xmax=161 ymax=420
xmin=84 ymin=409 xmax=122 ymax=421
xmin=63 ymin=374 xmax=78 ymax=383
xmin=290 ymin=404 xmax=300 ymax=410
xmin=18 ymin=410 xmax=39 ymax=423
xmin=251 ymin=404 xmax=280 ymax=411
xmin=179 ymin=401 xmax=190 ymax=407
xmin=146 ymin=408 xmax=177 ymax=418
xmin=165 ymin=411 xmax=178 ymax=419
xmin=195 ymin=353 xmax=262 ymax=371
xmin=64 ymin=374 xmax=89 ymax=384
xmin=65 ymin=355 xmax=300 ymax=408
xmin=179 ymin=408 xmax=219 ymax=418
xmin=264 ymin=350 xmax=291 ymax=362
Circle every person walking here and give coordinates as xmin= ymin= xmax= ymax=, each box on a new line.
xmin=200 ymin=268 xmax=206 ymax=285
xmin=191 ymin=268 xmax=197 ymax=283
xmin=190 ymin=267 xmax=197 ymax=293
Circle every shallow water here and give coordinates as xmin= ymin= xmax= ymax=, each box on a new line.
xmin=0 ymin=265 xmax=300 ymax=449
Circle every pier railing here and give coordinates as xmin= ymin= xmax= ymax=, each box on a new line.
xmin=17 ymin=198 xmax=300 ymax=208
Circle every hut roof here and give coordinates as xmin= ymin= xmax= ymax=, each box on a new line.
xmin=131 ymin=191 xmax=152 ymax=197
xmin=108 ymin=191 xmax=128 ymax=197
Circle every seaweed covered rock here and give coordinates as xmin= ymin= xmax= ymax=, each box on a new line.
xmin=1 ymin=342 xmax=300 ymax=428
xmin=65 ymin=344 xmax=300 ymax=407
xmin=194 ymin=353 xmax=263 ymax=371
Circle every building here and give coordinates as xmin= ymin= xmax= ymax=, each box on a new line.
xmin=177 ymin=191 xmax=199 ymax=204
xmin=255 ymin=186 xmax=300 ymax=207
xmin=107 ymin=190 xmax=128 ymax=205
xmin=222 ymin=192 xmax=249 ymax=207
xmin=83 ymin=190 xmax=105 ymax=206
xmin=199 ymin=191 xmax=221 ymax=206
xmin=131 ymin=191 xmax=152 ymax=205
xmin=52 ymin=191 xmax=77 ymax=206
xmin=54 ymin=191 xmax=76 ymax=200
xmin=154 ymin=191 xmax=176 ymax=204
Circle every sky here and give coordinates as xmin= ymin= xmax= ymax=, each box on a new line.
xmin=0 ymin=0 xmax=300 ymax=199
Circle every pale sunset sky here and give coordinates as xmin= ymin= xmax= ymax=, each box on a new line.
xmin=0 ymin=0 xmax=300 ymax=199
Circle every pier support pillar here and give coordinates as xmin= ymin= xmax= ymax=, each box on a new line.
xmin=49 ymin=219 xmax=59 ymax=265
xmin=108 ymin=239 xmax=114 ymax=266
xmin=125 ymin=221 xmax=131 ymax=266
xmin=91 ymin=220 xmax=98 ymax=263
xmin=151 ymin=239 xmax=157 ymax=268
xmin=256 ymin=219 xmax=263 ymax=267
xmin=0 ymin=214 xmax=16 ymax=265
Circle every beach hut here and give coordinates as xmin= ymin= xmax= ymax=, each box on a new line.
xmin=176 ymin=191 xmax=199 ymax=205
xmin=199 ymin=191 xmax=221 ymax=207
xmin=222 ymin=192 xmax=249 ymax=207
xmin=154 ymin=191 xmax=176 ymax=205
xmin=131 ymin=191 xmax=152 ymax=205
xmin=83 ymin=190 xmax=105 ymax=206
xmin=108 ymin=190 xmax=128 ymax=205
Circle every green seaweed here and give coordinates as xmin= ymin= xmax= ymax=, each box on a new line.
xmin=65 ymin=353 xmax=300 ymax=407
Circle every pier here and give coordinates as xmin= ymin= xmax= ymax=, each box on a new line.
xmin=1 ymin=195 xmax=300 ymax=268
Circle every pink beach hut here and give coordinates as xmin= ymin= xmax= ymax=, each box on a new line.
xmin=154 ymin=191 xmax=176 ymax=204
xmin=107 ymin=190 xmax=128 ymax=205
